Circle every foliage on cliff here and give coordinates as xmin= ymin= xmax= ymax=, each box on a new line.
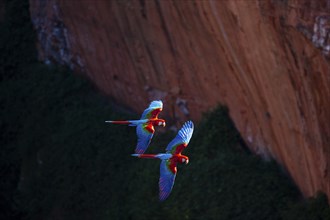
xmin=2 ymin=66 xmax=330 ymax=220
xmin=1 ymin=0 xmax=330 ymax=220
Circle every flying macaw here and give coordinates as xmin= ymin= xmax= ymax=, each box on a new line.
xmin=132 ymin=120 xmax=194 ymax=201
xmin=105 ymin=100 xmax=166 ymax=154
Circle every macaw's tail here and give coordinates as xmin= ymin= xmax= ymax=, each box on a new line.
xmin=131 ymin=154 xmax=158 ymax=159
xmin=105 ymin=119 xmax=147 ymax=126
xmin=105 ymin=120 xmax=131 ymax=125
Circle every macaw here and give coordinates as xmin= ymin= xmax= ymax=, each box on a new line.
xmin=132 ymin=120 xmax=194 ymax=201
xmin=105 ymin=100 xmax=166 ymax=154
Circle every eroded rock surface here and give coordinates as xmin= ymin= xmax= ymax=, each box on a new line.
xmin=29 ymin=0 xmax=330 ymax=200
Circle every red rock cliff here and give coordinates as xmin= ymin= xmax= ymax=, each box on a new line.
xmin=29 ymin=0 xmax=330 ymax=200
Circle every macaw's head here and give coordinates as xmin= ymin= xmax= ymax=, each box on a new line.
xmin=156 ymin=119 xmax=166 ymax=127
xmin=179 ymin=155 xmax=189 ymax=164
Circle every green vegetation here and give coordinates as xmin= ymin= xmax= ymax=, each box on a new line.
xmin=1 ymin=0 xmax=330 ymax=220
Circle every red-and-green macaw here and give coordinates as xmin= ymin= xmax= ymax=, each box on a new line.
xmin=132 ymin=120 xmax=194 ymax=201
xmin=105 ymin=100 xmax=166 ymax=153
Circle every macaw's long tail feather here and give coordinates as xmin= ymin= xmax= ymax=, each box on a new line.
xmin=105 ymin=119 xmax=148 ymax=126
xmin=131 ymin=154 xmax=158 ymax=159
xmin=105 ymin=120 xmax=131 ymax=125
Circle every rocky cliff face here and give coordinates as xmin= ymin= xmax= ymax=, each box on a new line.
xmin=29 ymin=0 xmax=330 ymax=200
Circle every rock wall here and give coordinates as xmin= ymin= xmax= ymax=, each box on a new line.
xmin=29 ymin=0 xmax=330 ymax=200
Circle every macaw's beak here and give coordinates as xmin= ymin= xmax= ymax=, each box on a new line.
xmin=163 ymin=122 xmax=166 ymax=127
xmin=185 ymin=159 xmax=189 ymax=164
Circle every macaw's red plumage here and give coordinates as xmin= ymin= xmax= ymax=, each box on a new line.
xmin=132 ymin=121 xmax=194 ymax=201
xmin=105 ymin=100 xmax=166 ymax=153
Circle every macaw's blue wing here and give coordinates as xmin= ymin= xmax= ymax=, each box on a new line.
xmin=159 ymin=159 xmax=177 ymax=201
xmin=140 ymin=100 xmax=163 ymax=120
xmin=135 ymin=123 xmax=155 ymax=154
xmin=166 ymin=121 xmax=194 ymax=155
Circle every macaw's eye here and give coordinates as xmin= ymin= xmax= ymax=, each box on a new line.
xmin=158 ymin=122 xmax=162 ymax=126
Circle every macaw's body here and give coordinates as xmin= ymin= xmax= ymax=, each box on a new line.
xmin=105 ymin=100 xmax=165 ymax=154
xmin=132 ymin=121 xmax=194 ymax=201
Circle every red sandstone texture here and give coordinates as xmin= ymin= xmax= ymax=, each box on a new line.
xmin=29 ymin=0 xmax=330 ymax=200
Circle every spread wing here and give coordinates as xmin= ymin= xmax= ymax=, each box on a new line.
xmin=166 ymin=121 xmax=194 ymax=155
xmin=140 ymin=100 xmax=163 ymax=120
xmin=159 ymin=159 xmax=177 ymax=201
xmin=135 ymin=123 xmax=154 ymax=154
